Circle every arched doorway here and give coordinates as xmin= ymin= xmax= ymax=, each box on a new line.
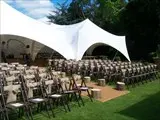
xmin=92 ymin=45 xmax=109 ymax=56
xmin=84 ymin=43 xmax=110 ymax=58
xmin=7 ymin=39 xmax=25 ymax=58
xmin=84 ymin=43 xmax=126 ymax=60
xmin=36 ymin=46 xmax=65 ymax=59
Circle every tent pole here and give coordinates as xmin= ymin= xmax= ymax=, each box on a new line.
xmin=50 ymin=51 xmax=53 ymax=59
xmin=50 ymin=50 xmax=55 ymax=59
xmin=31 ymin=41 xmax=35 ymax=61
xmin=112 ymin=51 xmax=118 ymax=62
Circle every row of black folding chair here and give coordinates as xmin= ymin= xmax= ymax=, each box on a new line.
xmin=3 ymin=74 xmax=33 ymax=120
xmin=26 ymin=73 xmax=55 ymax=118
xmin=23 ymin=70 xmax=67 ymax=118
xmin=124 ymin=68 xmax=159 ymax=88
xmin=0 ymin=75 xmax=9 ymax=120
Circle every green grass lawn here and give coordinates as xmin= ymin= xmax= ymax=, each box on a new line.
xmin=20 ymin=80 xmax=160 ymax=120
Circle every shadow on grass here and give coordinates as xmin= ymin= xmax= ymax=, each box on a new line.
xmin=119 ymin=91 xmax=160 ymax=120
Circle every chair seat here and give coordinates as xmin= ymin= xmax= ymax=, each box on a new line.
xmin=64 ymin=90 xmax=75 ymax=94
xmin=8 ymin=102 xmax=24 ymax=108
xmin=80 ymin=87 xmax=88 ymax=90
xmin=29 ymin=98 xmax=45 ymax=103
xmin=33 ymin=87 xmax=38 ymax=90
xmin=50 ymin=94 xmax=62 ymax=98
xmin=76 ymin=84 xmax=81 ymax=87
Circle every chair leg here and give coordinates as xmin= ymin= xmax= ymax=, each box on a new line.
xmin=145 ymin=75 xmax=148 ymax=83
xmin=130 ymin=78 xmax=135 ymax=88
xmin=5 ymin=109 xmax=9 ymax=120
xmin=124 ymin=78 xmax=129 ymax=89
xmin=37 ymin=103 xmax=40 ymax=112
xmin=0 ymin=113 xmax=2 ymax=120
xmin=74 ymin=92 xmax=81 ymax=107
xmin=134 ymin=77 xmax=138 ymax=86
xmin=125 ymin=81 xmax=129 ymax=89
xmin=86 ymin=90 xmax=93 ymax=102
xmin=140 ymin=77 xmax=144 ymax=85
xmin=55 ymin=99 xmax=59 ymax=107
xmin=69 ymin=94 xmax=73 ymax=102
xmin=24 ymin=108 xmax=31 ymax=120
xmin=156 ymin=72 xmax=159 ymax=79
xmin=78 ymin=91 xmax=84 ymax=106
xmin=61 ymin=98 xmax=68 ymax=112
xmin=44 ymin=102 xmax=51 ymax=118
xmin=63 ymin=96 xmax=71 ymax=112
xmin=28 ymin=106 xmax=34 ymax=120
xmin=18 ymin=108 xmax=21 ymax=118
xmin=48 ymin=100 xmax=55 ymax=117
xmin=1 ymin=109 xmax=9 ymax=120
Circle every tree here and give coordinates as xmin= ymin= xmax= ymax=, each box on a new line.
xmin=47 ymin=0 xmax=127 ymax=33
xmin=47 ymin=0 xmax=100 ymax=25
xmin=122 ymin=0 xmax=160 ymax=60
xmin=95 ymin=0 xmax=127 ymax=34
xmin=47 ymin=1 xmax=70 ymax=25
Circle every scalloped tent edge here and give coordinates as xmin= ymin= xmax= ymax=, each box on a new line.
xmin=0 ymin=1 xmax=130 ymax=61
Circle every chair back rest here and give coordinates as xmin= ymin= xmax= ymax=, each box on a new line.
xmin=9 ymin=70 xmax=20 ymax=76
xmin=4 ymin=84 xmax=20 ymax=103
xmin=25 ymin=69 xmax=35 ymax=75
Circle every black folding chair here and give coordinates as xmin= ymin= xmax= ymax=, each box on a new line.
xmin=72 ymin=76 xmax=93 ymax=102
xmin=59 ymin=78 xmax=81 ymax=107
xmin=45 ymin=76 xmax=71 ymax=114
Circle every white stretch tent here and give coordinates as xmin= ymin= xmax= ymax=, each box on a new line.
xmin=0 ymin=1 xmax=130 ymax=61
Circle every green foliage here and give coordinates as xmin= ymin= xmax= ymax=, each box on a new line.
xmin=98 ymin=0 xmax=126 ymax=24
xmin=149 ymin=44 xmax=160 ymax=59
xmin=122 ymin=0 xmax=160 ymax=60
xmin=47 ymin=0 xmax=126 ymax=31
xmin=47 ymin=1 xmax=70 ymax=25
xmin=115 ymin=56 xmax=121 ymax=61
xmin=47 ymin=0 xmax=100 ymax=25
xmin=95 ymin=0 xmax=127 ymax=34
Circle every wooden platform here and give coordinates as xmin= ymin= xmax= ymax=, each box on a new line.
xmin=81 ymin=82 xmax=129 ymax=102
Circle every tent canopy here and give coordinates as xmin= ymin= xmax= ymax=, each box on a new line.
xmin=0 ymin=1 xmax=130 ymax=61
